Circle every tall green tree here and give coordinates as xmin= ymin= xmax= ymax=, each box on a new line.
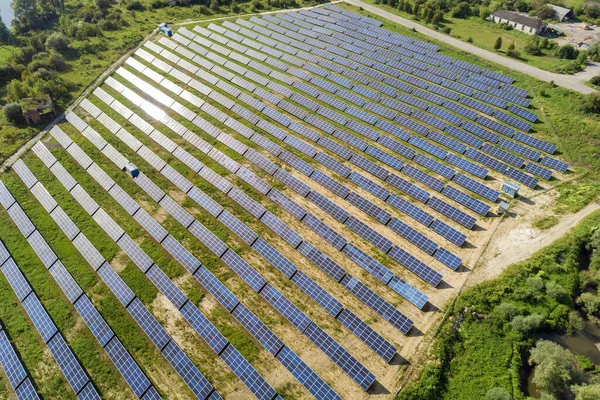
xmin=494 ymin=37 xmax=502 ymax=51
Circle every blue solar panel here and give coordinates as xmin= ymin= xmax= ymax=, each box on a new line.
xmin=505 ymin=167 xmax=538 ymax=189
xmin=433 ymin=247 xmax=462 ymax=271
xmin=297 ymin=241 xmax=346 ymax=282
xmin=386 ymin=174 xmax=430 ymax=203
xmin=540 ymin=156 xmax=569 ymax=173
xmin=524 ymin=163 xmax=553 ymax=180
xmin=74 ymin=296 xmax=114 ymax=347
xmin=341 ymin=274 xmax=413 ymax=334
xmin=413 ymin=154 xmax=455 ymax=179
xmin=221 ymin=250 xmax=268 ymax=292
xmin=220 ymin=345 xmax=277 ymax=400
xmin=303 ymin=323 xmax=376 ymax=391
xmin=348 ymin=172 xmax=390 ymax=200
xmin=387 ymin=218 xmax=438 ymax=255
xmin=232 ymin=303 xmax=284 ymax=356
xmin=461 ymin=121 xmax=499 ymax=144
xmin=260 ymin=284 xmax=312 ymax=332
xmin=386 ymin=194 xmax=434 ymax=227
xmin=513 ymin=133 xmax=557 ymax=154
xmin=452 ymin=173 xmax=499 ymax=202
xmin=276 ymin=346 xmax=341 ymax=400
xmin=47 ymin=334 xmax=90 ymax=394
xmin=430 ymin=219 xmax=466 ymax=247
xmin=442 ymin=185 xmax=490 ymax=216
xmin=464 ymin=148 xmax=508 ymax=174
xmin=0 ymin=330 xmax=27 ymax=389
xmin=377 ymin=135 xmax=415 ymax=159
xmin=426 ymin=131 xmax=467 ymax=154
xmin=22 ymin=295 xmax=57 ymax=344
xmin=337 ymin=309 xmax=397 ymax=363
xmin=15 ymin=378 xmax=41 ymax=400
xmin=307 ymin=190 xmax=350 ymax=223
xmin=252 ymin=238 xmax=298 ymax=279
xmin=342 ymin=243 xmax=393 ymax=284
xmin=427 ymin=196 xmax=477 ymax=229
xmin=345 ymin=216 xmax=393 ymax=253
xmin=401 ymin=164 xmax=445 ymax=192
xmin=497 ymin=138 xmax=541 ymax=162
xmin=481 ymin=143 xmax=524 ymax=168
xmin=444 ymin=125 xmax=484 ymax=149
xmin=445 ymin=154 xmax=488 ymax=179
xmin=302 ymin=213 xmax=348 ymax=250
xmin=161 ymin=340 xmax=215 ymax=400
xmin=291 ymin=270 xmax=343 ymax=317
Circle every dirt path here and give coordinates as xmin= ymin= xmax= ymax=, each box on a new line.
xmin=346 ymin=0 xmax=597 ymax=95
xmin=466 ymin=200 xmax=600 ymax=287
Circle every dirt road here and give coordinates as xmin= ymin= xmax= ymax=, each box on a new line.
xmin=467 ymin=200 xmax=600 ymax=287
xmin=346 ymin=0 xmax=597 ymax=95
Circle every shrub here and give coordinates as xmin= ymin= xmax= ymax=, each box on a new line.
xmin=494 ymin=302 xmax=518 ymax=321
xmin=210 ymin=0 xmax=220 ymax=11
xmin=442 ymin=26 xmax=451 ymax=34
xmin=45 ymin=32 xmax=69 ymax=52
xmin=494 ymin=37 xmax=502 ymax=51
xmin=583 ymin=92 xmax=600 ymax=113
xmin=589 ymin=75 xmax=600 ymax=86
xmin=3 ymin=103 xmax=24 ymax=124
xmin=485 ymin=387 xmax=512 ymax=400
xmin=556 ymin=44 xmax=578 ymax=60
xmin=451 ymin=2 xmax=472 ymax=18
xmin=525 ymin=36 xmax=543 ymax=55
xmin=510 ymin=313 xmax=544 ymax=334
xmin=507 ymin=49 xmax=521 ymax=58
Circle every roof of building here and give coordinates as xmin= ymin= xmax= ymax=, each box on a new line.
xmin=548 ymin=4 xmax=573 ymax=20
xmin=490 ymin=10 xmax=546 ymax=30
xmin=20 ymin=95 xmax=54 ymax=114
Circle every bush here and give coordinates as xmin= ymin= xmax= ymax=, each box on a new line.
xmin=210 ymin=0 xmax=220 ymax=11
xmin=584 ymin=92 xmax=600 ymax=114
xmin=442 ymin=27 xmax=451 ymax=34
xmin=556 ymin=44 xmax=578 ymax=60
xmin=589 ymin=75 xmax=600 ymax=86
xmin=45 ymin=32 xmax=69 ymax=52
xmin=525 ymin=36 xmax=543 ymax=55
xmin=485 ymin=387 xmax=512 ymax=400
xmin=451 ymin=2 xmax=472 ymax=18
xmin=507 ymin=49 xmax=521 ymax=58
xmin=3 ymin=103 xmax=24 ymax=124
xmin=510 ymin=313 xmax=544 ymax=334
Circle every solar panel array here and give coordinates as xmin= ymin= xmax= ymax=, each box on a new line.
xmin=0 ymin=4 xmax=574 ymax=397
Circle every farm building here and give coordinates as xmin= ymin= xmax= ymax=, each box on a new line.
xmin=20 ymin=95 xmax=55 ymax=125
xmin=489 ymin=10 xmax=547 ymax=35
xmin=548 ymin=4 xmax=574 ymax=21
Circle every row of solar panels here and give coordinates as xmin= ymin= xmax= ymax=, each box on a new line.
xmin=29 ymin=139 xmax=282 ymax=400
xmin=100 ymin=65 xmax=427 ymax=327
xmin=67 ymin=103 xmax=412 ymax=390
xmin=264 ymin=8 xmax=533 ymax=125
xmin=193 ymin=18 xmax=564 ymax=189
xmin=124 ymin=49 xmax=462 ymax=285
xmin=79 ymin=96 xmax=414 ymax=368
xmin=308 ymin=6 xmax=524 ymax=97
xmin=243 ymin=10 xmax=565 ymax=175
xmin=11 ymin=158 xmax=223 ymax=400
xmin=161 ymin=32 xmax=483 ymax=236
xmin=0 ymin=182 xmax=162 ymax=399
xmin=0 ymin=264 xmax=44 ymax=400
xmin=127 ymin=42 xmax=456 ymax=293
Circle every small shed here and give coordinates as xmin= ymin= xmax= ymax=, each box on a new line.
xmin=123 ymin=162 xmax=139 ymax=178
xmin=159 ymin=23 xmax=173 ymax=37
xmin=20 ymin=95 xmax=55 ymax=125
xmin=498 ymin=201 xmax=510 ymax=215
xmin=502 ymin=182 xmax=520 ymax=198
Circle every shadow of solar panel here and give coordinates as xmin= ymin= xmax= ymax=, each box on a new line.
xmin=505 ymin=167 xmax=538 ymax=189
xmin=513 ymin=133 xmax=556 ymax=154
xmin=387 ymin=218 xmax=438 ymax=255
xmin=452 ymin=173 xmax=499 ymax=202
xmin=524 ymin=163 xmax=553 ymax=180
xmin=341 ymin=275 xmax=413 ymax=333
xmin=232 ymin=303 xmax=284 ymax=356
xmin=260 ymin=283 xmax=312 ymax=331
xmin=336 ymin=309 xmax=397 ymax=363
xmin=464 ymin=148 xmax=508 ymax=174
xmin=427 ymin=196 xmax=476 ymax=229
xmin=74 ymin=295 xmax=114 ymax=346
xmin=342 ymin=243 xmax=393 ymax=283
xmin=303 ymin=323 xmax=376 ymax=391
